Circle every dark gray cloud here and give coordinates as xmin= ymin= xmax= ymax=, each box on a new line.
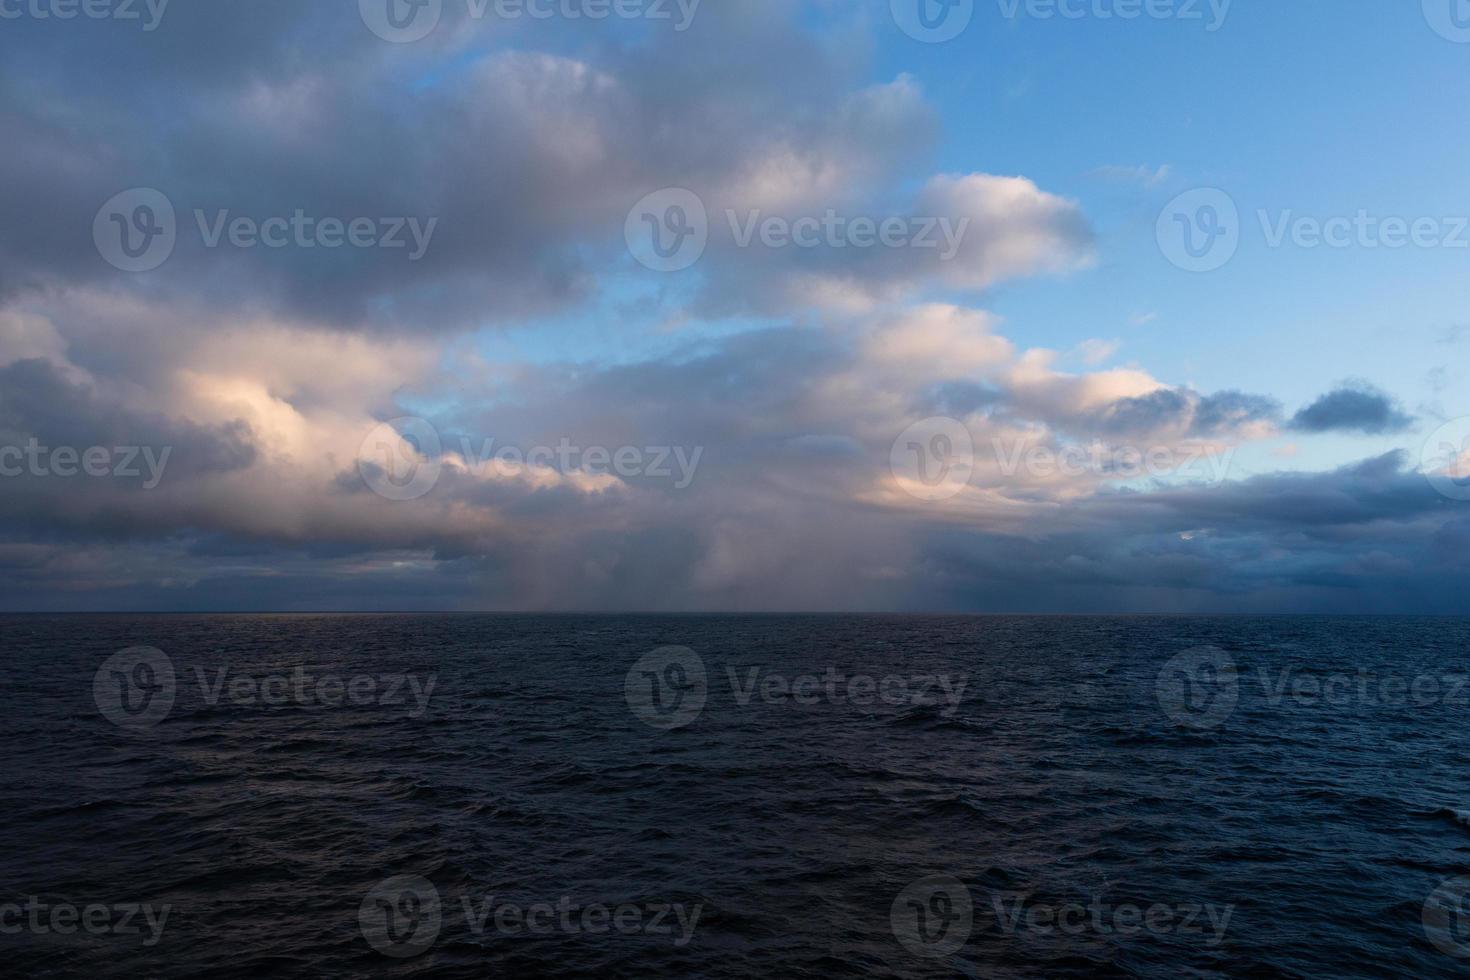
xmin=1289 ymin=381 xmax=1415 ymax=435
xmin=1038 ymin=385 xmax=1281 ymax=441
xmin=1094 ymin=387 xmax=1192 ymax=435
xmin=0 ymin=2 xmax=965 ymax=330
xmin=0 ymin=310 xmax=1457 ymax=612
xmin=922 ymin=381 xmax=1004 ymax=418
xmin=1 ymin=447 xmax=1463 ymax=613
xmin=1193 ymin=390 xmax=1283 ymax=436
xmin=0 ymin=358 xmax=256 ymax=482
xmin=911 ymin=453 xmax=1468 ymax=614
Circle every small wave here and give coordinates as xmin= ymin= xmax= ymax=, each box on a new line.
xmin=884 ymin=703 xmax=970 ymax=731
xmin=1428 ymin=806 xmax=1470 ymax=829
xmin=29 ymin=798 xmax=133 ymax=819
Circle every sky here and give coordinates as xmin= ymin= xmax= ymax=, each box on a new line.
xmin=0 ymin=0 xmax=1468 ymax=612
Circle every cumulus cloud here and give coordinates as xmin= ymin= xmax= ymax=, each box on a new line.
xmin=0 ymin=5 xmax=940 ymax=329
xmin=1289 ymin=382 xmax=1415 ymax=435
xmin=0 ymin=288 xmax=1327 ymax=609
xmin=0 ymin=1 xmax=1454 ymax=612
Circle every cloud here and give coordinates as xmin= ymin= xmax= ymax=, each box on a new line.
xmin=1073 ymin=339 xmax=1119 ymax=365
xmin=0 ymin=5 xmax=941 ymax=330
xmin=1090 ymin=164 xmax=1172 ymax=187
xmin=1192 ymin=390 xmax=1284 ymax=437
xmin=0 ymin=2 xmax=1458 ymax=613
xmin=0 ymin=286 xmax=1357 ymax=611
xmin=1289 ymin=381 xmax=1415 ymax=435
xmin=690 ymin=171 xmax=1095 ymax=317
xmin=916 ymin=173 xmax=1095 ymax=294
xmin=0 ymin=359 xmax=257 ymax=482
xmin=905 ymin=452 xmax=1468 ymax=613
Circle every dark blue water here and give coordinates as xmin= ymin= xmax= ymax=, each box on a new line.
xmin=3 ymin=615 xmax=1469 ymax=977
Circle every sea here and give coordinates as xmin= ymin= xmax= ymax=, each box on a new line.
xmin=3 ymin=614 xmax=1469 ymax=978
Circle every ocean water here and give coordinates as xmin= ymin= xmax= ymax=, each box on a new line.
xmin=3 ymin=614 xmax=1470 ymax=978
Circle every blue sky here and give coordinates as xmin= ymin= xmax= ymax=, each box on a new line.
xmin=919 ymin=0 xmax=1470 ymax=476
xmin=495 ymin=0 xmax=1469 ymax=447
xmin=939 ymin=1 xmax=1467 ymax=398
